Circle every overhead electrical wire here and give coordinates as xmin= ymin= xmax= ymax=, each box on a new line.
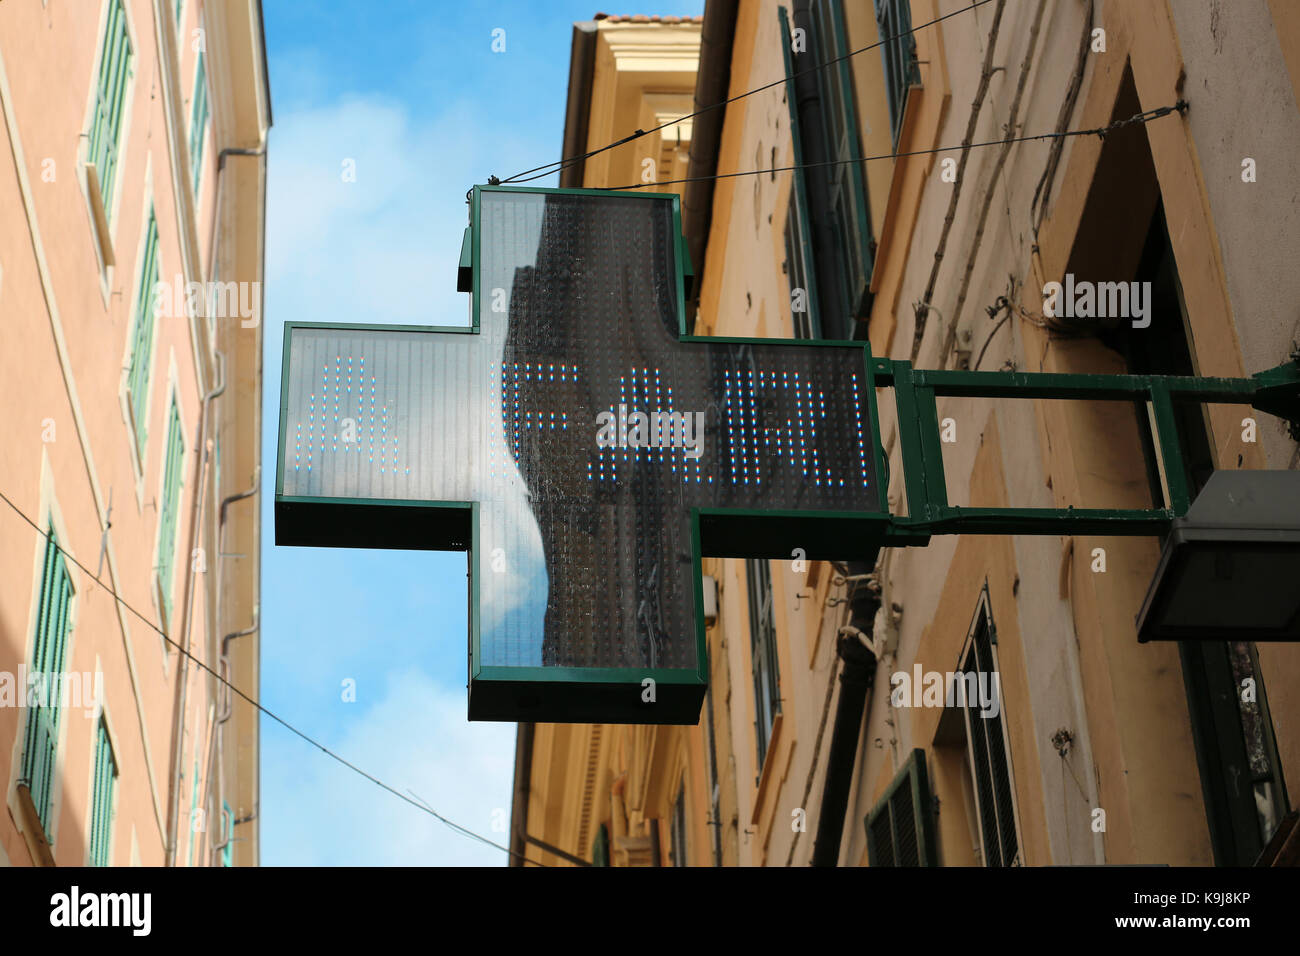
xmin=495 ymin=0 xmax=998 ymax=186
xmin=596 ymin=101 xmax=1188 ymax=191
xmin=0 ymin=489 xmax=546 ymax=867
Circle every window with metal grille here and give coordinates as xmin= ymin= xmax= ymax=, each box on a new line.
xmin=874 ymin=0 xmax=920 ymax=145
xmin=157 ymin=398 xmax=185 ymax=621
xmin=87 ymin=0 xmax=132 ymax=217
xmin=958 ymin=591 xmax=1020 ymax=866
xmin=746 ymin=558 xmax=780 ymax=775
xmin=669 ymin=782 xmax=688 ymax=866
xmin=88 ymin=718 xmax=117 ymax=866
xmin=189 ymin=51 xmax=210 ymax=193
xmin=126 ymin=208 xmax=159 ymax=455
xmin=865 ymin=748 xmax=936 ymax=866
xmin=19 ymin=527 xmax=75 ymax=841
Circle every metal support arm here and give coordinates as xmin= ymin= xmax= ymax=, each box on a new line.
xmin=874 ymin=356 xmax=1300 ymax=539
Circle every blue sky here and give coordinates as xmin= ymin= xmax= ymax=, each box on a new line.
xmin=258 ymin=1 xmax=702 ymax=865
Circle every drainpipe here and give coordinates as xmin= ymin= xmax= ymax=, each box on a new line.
xmin=165 ymin=352 xmax=224 ymax=867
xmin=210 ymin=472 xmax=259 ymax=864
xmin=212 ymin=609 xmax=258 ymax=863
xmin=811 ymin=562 xmax=881 ymax=866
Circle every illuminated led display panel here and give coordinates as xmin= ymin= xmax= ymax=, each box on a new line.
xmin=276 ymin=186 xmax=886 ymax=723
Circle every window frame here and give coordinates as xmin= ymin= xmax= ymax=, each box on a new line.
xmin=955 ymin=585 xmax=1023 ymax=867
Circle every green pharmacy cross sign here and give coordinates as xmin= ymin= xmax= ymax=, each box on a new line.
xmin=276 ymin=185 xmax=1300 ymax=725
xmin=277 ymin=186 xmax=889 ymax=723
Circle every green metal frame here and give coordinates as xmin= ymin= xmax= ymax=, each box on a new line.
xmin=274 ymin=183 xmax=1300 ymax=725
xmin=875 ymin=357 xmax=1299 ymax=538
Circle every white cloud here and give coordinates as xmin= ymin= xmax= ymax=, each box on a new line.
xmin=266 ymin=94 xmax=478 ymax=326
xmin=261 ymin=94 xmax=523 ymax=865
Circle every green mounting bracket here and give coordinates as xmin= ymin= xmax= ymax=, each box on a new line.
xmin=875 ymin=355 xmax=1300 ymax=541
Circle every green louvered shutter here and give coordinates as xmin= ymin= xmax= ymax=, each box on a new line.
xmin=874 ymin=0 xmax=921 ymax=145
xmin=126 ymin=209 xmax=159 ymax=452
xmin=20 ymin=528 xmax=75 ymax=838
xmin=157 ymin=399 xmax=185 ymax=619
xmin=89 ymin=718 xmax=118 ymax=866
xmin=778 ymin=6 xmax=822 ymax=339
xmin=865 ymin=748 xmax=937 ymax=866
xmin=221 ymin=801 xmax=234 ymax=866
xmin=88 ymin=0 xmax=133 ymax=215
xmin=592 ymin=823 xmax=610 ymax=867
xmin=810 ymin=0 xmax=874 ymax=323
xmin=189 ymin=52 xmax=209 ymax=193
xmin=187 ymin=757 xmax=200 ymax=866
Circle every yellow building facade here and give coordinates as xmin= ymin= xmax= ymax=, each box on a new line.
xmin=0 ymin=0 xmax=268 ymax=866
xmin=513 ymin=0 xmax=1300 ymax=867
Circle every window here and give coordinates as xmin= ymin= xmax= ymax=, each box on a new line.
xmin=874 ymin=0 xmax=920 ymax=144
xmin=865 ymin=748 xmax=937 ymax=866
xmin=669 ymin=783 xmax=688 ymax=866
xmin=953 ymin=591 xmax=1020 ymax=866
xmin=784 ymin=194 xmax=817 ymax=339
xmin=746 ymin=558 xmax=780 ymax=775
xmin=812 ymin=0 xmax=874 ymax=325
xmin=88 ymin=718 xmax=118 ymax=866
xmin=778 ymin=2 xmax=875 ymax=339
xmin=189 ymin=51 xmax=209 ymax=193
xmin=221 ymin=800 xmax=234 ymax=866
xmin=187 ymin=757 xmax=199 ymax=866
xmin=87 ymin=0 xmax=133 ymax=218
xmin=779 ymin=7 xmax=819 ymax=340
xmin=157 ymin=398 xmax=185 ymax=622
xmin=19 ymin=528 xmax=75 ymax=840
xmin=592 ymin=823 xmax=610 ymax=867
xmin=126 ymin=208 xmax=159 ymax=455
